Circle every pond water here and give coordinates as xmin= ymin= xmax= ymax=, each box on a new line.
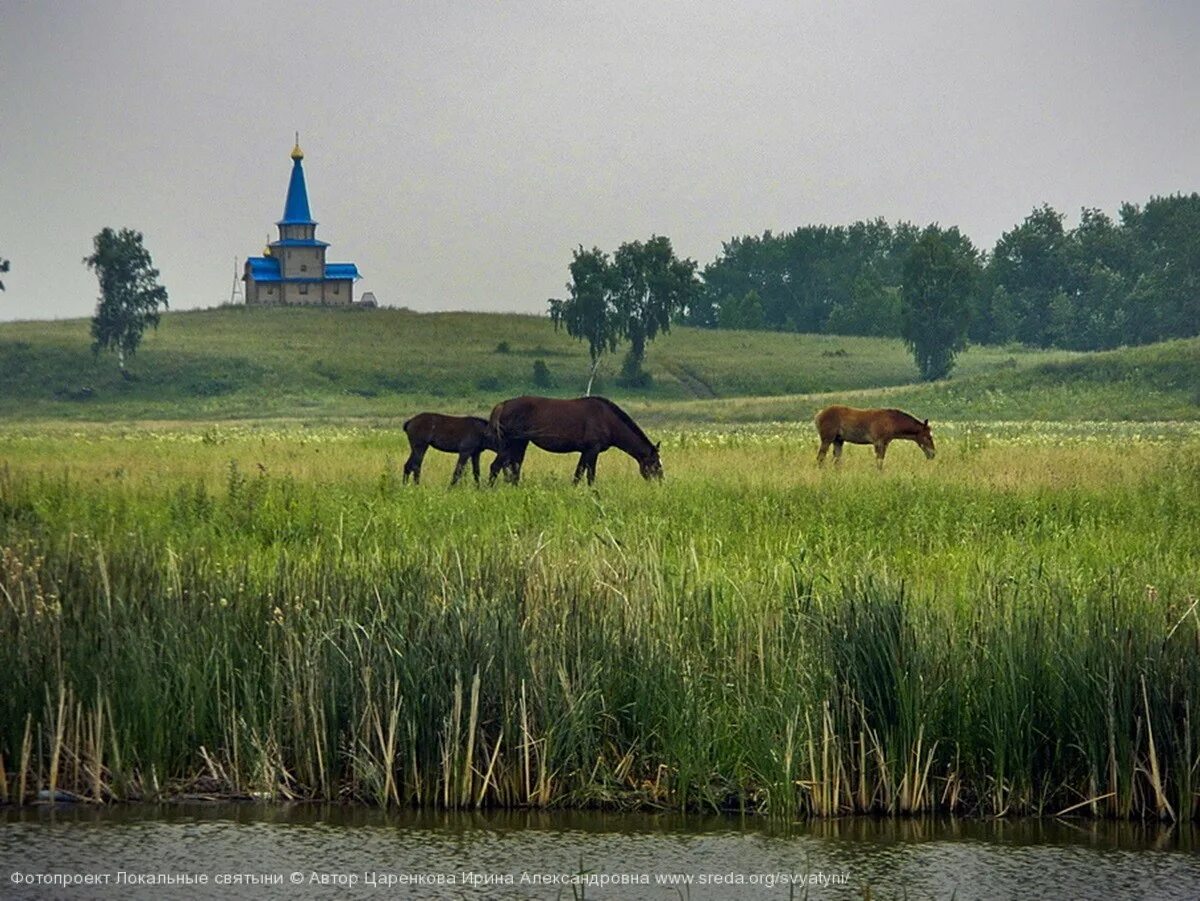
xmin=1 ymin=805 xmax=1196 ymax=899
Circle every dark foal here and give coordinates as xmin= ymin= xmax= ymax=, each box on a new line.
xmin=402 ymin=413 xmax=497 ymax=485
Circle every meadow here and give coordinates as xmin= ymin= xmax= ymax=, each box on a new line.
xmin=2 ymin=308 xmax=1196 ymax=426
xmin=0 ymin=307 xmax=1098 ymax=420
xmin=2 ymin=420 xmax=1198 ymax=820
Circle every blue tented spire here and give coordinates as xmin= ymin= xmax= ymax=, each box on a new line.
xmin=279 ymin=139 xmax=316 ymax=226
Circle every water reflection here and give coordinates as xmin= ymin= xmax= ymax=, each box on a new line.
xmin=1 ymin=805 xmax=1196 ymax=899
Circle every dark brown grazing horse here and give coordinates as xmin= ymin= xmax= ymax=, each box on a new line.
xmin=815 ymin=405 xmax=936 ymax=469
xmin=402 ymin=413 xmax=498 ymax=485
xmin=487 ymin=395 xmax=663 ymax=485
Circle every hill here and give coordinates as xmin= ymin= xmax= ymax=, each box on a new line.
xmin=643 ymin=337 xmax=1200 ymax=425
xmin=0 ymin=306 xmax=1195 ymax=422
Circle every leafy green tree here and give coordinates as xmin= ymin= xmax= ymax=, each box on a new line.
xmin=900 ymin=226 xmax=979 ymax=380
xmin=1120 ymin=194 xmax=1200 ymax=345
xmin=986 ymin=205 xmax=1069 ymax=346
xmin=611 ymin=236 xmax=699 ymax=385
xmin=699 ymin=219 xmax=915 ymax=336
xmin=84 ymin=228 xmax=169 ymax=375
xmin=550 ymin=237 xmax=698 ymax=393
xmin=548 ymin=246 xmax=619 ymax=396
xmin=987 ymin=285 xmax=1019 ymax=345
xmin=1055 ymin=208 xmax=1133 ymax=350
xmin=678 ymin=289 xmax=719 ymax=328
xmin=0 ymin=254 xmax=9 ymax=290
xmin=718 ymin=290 xmax=765 ymax=330
xmin=825 ymin=274 xmax=901 ymax=336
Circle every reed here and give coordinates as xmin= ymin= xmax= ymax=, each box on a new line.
xmin=0 ymin=423 xmax=1197 ymax=819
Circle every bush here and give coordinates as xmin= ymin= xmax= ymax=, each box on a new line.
xmin=532 ymin=359 xmax=553 ymax=388
xmin=616 ymin=353 xmax=652 ymax=389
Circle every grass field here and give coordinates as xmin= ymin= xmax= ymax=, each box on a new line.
xmin=2 ymin=308 xmax=1197 ymax=817
xmin=0 ymin=306 xmax=1127 ymax=421
xmin=2 ymin=421 xmax=1197 ymax=818
xmin=2 ymin=307 xmax=1196 ymax=423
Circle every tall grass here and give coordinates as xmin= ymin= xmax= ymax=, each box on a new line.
xmin=1 ymin=424 xmax=1198 ymax=819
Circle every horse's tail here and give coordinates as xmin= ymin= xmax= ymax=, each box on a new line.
xmin=402 ymin=416 xmax=415 ymax=433
xmin=488 ymin=402 xmax=506 ymax=446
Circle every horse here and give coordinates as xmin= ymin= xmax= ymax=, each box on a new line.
xmin=487 ymin=395 xmax=663 ymax=485
xmin=814 ymin=405 xmax=936 ymax=469
xmin=402 ymin=413 xmax=498 ymax=485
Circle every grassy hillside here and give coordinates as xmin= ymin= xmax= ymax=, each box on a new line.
xmin=643 ymin=337 xmax=1200 ymax=425
xmin=0 ymin=306 xmax=1195 ymax=421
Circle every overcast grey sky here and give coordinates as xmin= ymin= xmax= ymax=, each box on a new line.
xmin=1 ymin=1 xmax=1198 ymax=322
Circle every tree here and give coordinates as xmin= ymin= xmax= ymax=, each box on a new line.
xmin=718 ymin=290 xmax=765 ymax=330
xmin=0 ymin=254 xmax=8 ymax=290
xmin=986 ymin=205 xmax=1069 ymax=346
xmin=825 ymin=274 xmax=901 ymax=337
xmin=1062 ymin=208 xmax=1133 ymax=350
xmin=84 ymin=228 xmax=169 ymax=375
xmin=549 ymin=237 xmax=698 ymax=394
xmin=698 ymin=220 xmax=915 ymax=336
xmin=610 ymin=236 xmax=698 ymax=385
xmin=548 ymin=246 xmax=619 ymax=395
xmin=900 ymin=226 xmax=979 ymax=380
xmin=1120 ymin=194 xmax=1200 ymax=345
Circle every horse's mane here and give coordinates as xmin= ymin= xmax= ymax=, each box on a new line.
xmin=885 ymin=408 xmax=925 ymax=428
xmin=592 ymin=396 xmax=654 ymax=447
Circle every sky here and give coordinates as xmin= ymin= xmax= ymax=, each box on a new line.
xmin=1 ymin=0 xmax=1198 ymax=322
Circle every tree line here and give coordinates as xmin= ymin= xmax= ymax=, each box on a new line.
xmin=690 ymin=193 xmax=1200 ymax=352
xmin=550 ymin=193 xmax=1200 ymax=383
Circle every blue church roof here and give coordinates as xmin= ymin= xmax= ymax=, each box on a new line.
xmin=247 ymin=257 xmax=281 ymax=281
xmin=324 ymin=263 xmax=362 ymax=280
xmin=246 ymin=257 xmax=361 ymax=283
xmin=278 ymin=155 xmax=316 ymax=226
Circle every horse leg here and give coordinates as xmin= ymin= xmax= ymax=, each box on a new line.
xmin=832 ymin=438 xmax=844 ymax=466
xmin=488 ymin=450 xmax=508 ymax=486
xmin=403 ymin=446 xmax=426 ymax=484
xmin=574 ymin=449 xmax=599 ymax=485
xmin=817 ymin=438 xmax=831 ymax=465
xmin=471 ymin=452 xmax=482 ymax=486
xmin=874 ymin=440 xmax=888 ymax=470
xmin=503 ymin=440 xmax=528 ymax=484
xmin=450 ymin=452 xmax=470 ymax=486
xmin=510 ymin=443 xmax=528 ymax=483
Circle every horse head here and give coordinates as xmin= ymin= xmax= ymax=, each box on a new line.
xmin=639 ymin=441 xmax=664 ymax=480
xmin=481 ymin=422 xmax=502 ymax=452
xmin=916 ymin=419 xmax=936 ymax=459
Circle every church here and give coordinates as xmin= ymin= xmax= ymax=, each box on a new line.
xmin=243 ymin=139 xmax=361 ymax=305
